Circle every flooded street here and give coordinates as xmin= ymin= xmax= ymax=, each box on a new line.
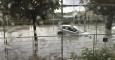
xmin=0 ymin=24 xmax=113 ymax=60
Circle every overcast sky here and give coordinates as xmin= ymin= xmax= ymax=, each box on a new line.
xmin=63 ymin=0 xmax=80 ymax=5
xmin=55 ymin=0 xmax=87 ymax=13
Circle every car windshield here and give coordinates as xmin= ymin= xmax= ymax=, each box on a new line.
xmin=68 ymin=27 xmax=77 ymax=32
xmin=73 ymin=26 xmax=84 ymax=32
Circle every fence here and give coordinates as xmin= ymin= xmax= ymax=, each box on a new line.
xmin=1 ymin=0 xmax=115 ymax=60
xmin=0 ymin=25 xmax=115 ymax=60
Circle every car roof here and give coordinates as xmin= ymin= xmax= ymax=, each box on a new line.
xmin=62 ymin=25 xmax=78 ymax=28
xmin=62 ymin=25 xmax=71 ymax=27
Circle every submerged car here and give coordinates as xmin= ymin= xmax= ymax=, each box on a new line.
xmin=57 ymin=25 xmax=91 ymax=38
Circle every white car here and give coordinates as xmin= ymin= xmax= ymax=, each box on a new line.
xmin=57 ymin=25 xmax=91 ymax=38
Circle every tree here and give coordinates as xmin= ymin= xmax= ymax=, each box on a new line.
xmin=1 ymin=0 xmax=60 ymax=19
xmin=87 ymin=0 xmax=115 ymax=38
xmin=0 ymin=0 xmax=60 ymax=59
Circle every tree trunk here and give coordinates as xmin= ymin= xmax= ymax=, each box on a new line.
xmin=31 ymin=11 xmax=39 ymax=60
xmin=105 ymin=15 xmax=113 ymax=38
xmin=33 ymin=17 xmax=38 ymax=56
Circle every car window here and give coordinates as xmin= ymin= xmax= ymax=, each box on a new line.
xmin=72 ymin=28 xmax=77 ymax=32
xmin=69 ymin=27 xmax=73 ymax=31
xmin=62 ymin=26 xmax=66 ymax=29
xmin=62 ymin=26 xmax=69 ymax=30
xmin=67 ymin=27 xmax=77 ymax=32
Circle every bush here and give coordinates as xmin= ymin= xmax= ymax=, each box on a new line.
xmin=81 ymin=48 xmax=115 ymax=60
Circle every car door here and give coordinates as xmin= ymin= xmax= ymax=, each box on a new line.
xmin=62 ymin=26 xmax=70 ymax=33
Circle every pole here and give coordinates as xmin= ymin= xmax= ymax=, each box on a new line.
xmin=84 ymin=7 xmax=87 ymax=32
xmin=61 ymin=0 xmax=63 ymax=60
xmin=3 ymin=14 xmax=9 ymax=60
xmin=95 ymin=15 xmax=98 ymax=45
xmin=93 ymin=34 xmax=95 ymax=56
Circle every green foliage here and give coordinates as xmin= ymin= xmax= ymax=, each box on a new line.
xmin=89 ymin=0 xmax=115 ymax=4
xmin=88 ymin=0 xmax=115 ymax=15
xmin=1 ymin=0 xmax=60 ymax=19
xmin=81 ymin=48 xmax=114 ymax=60
xmin=70 ymin=52 xmax=78 ymax=60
